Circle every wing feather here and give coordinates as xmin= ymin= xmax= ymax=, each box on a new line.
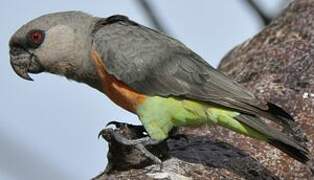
xmin=92 ymin=16 xmax=294 ymax=127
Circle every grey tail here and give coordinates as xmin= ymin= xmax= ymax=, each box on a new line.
xmin=266 ymin=102 xmax=294 ymax=122
xmin=260 ymin=103 xmax=295 ymax=130
xmin=236 ymin=114 xmax=310 ymax=164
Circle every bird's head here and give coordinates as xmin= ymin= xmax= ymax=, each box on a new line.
xmin=9 ymin=11 xmax=97 ymax=81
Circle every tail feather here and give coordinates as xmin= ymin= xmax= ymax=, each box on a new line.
xmin=256 ymin=103 xmax=295 ymax=131
xmin=269 ymin=138 xmax=309 ymax=163
xmin=235 ymin=114 xmax=310 ymax=164
xmin=266 ymin=102 xmax=294 ymax=122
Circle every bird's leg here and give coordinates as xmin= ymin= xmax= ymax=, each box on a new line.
xmin=99 ymin=122 xmax=165 ymax=171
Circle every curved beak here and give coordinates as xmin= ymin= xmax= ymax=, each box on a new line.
xmin=10 ymin=53 xmax=33 ymax=81
xmin=9 ymin=47 xmax=43 ymax=81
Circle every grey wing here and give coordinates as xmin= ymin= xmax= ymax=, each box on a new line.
xmin=92 ymin=17 xmax=293 ymax=125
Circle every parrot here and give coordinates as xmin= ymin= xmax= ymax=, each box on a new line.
xmin=9 ymin=11 xmax=310 ymax=165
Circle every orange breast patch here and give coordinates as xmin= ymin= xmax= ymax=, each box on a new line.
xmin=90 ymin=50 xmax=146 ymax=113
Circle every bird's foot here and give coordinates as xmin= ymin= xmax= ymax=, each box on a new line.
xmin=99 ymin=127 xmax=161 ymax=146
xmin=104 ymin=121 xmax=188 ymax=141
xmin=104 ymin=120 xmax=147 ymax=137
xmin=99 ymin=122 xmax=166 ymax=171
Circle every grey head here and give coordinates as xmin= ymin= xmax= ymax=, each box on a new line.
xmin=9 ymin=11 xmax=98 ymax=82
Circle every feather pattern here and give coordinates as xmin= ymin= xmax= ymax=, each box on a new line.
xmin=92 ymin=15 xmax=293 ymax=128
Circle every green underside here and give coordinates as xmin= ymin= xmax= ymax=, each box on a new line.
xmin=136 ymin=96 xmax=266 ymax=141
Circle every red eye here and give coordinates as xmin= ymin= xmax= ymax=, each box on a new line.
xmin=27 ymin=30 xmax=45 ymax=48
xmin=31 ymin=32 xmax=42 ymax=43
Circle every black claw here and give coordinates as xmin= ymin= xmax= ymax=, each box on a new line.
xmin=106 ymin=121 xmax=147 ymax=135
xmin=100 ymin=121 xmax=147 ymax=141
xmin=98 ymin=128 xmax=114 ymax=139
xmin=106 ymin=120 xmax=125 ymax=128
xmin=98 ymin=129 xmax=105 ymax=139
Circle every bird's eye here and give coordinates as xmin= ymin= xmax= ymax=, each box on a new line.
xmin=27 ymin=30 xmax=45 ymax=48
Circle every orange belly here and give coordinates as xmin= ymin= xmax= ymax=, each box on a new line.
xmin=90 ymin=50 xmax=146 ymax=113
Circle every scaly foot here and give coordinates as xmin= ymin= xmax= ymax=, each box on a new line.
xmin=98 ymin=125 xmax=163 ymax=171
